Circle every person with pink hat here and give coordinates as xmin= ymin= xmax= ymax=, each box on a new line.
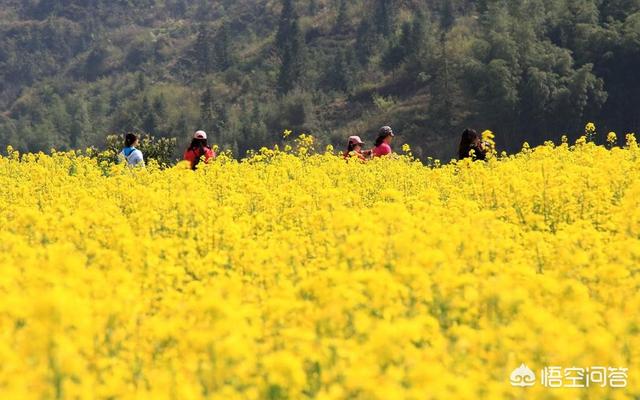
xmin=184 ymin=130 xmax=216 ymax=170
xmin=343 ymin=135 xmax=371 ymax=161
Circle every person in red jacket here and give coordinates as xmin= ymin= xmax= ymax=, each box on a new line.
xmin=184 ymin=130 xmax=216 ymax=170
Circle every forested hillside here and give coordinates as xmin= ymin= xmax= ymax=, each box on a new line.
xmin=0 ymin=0 xmax=638 ymax=159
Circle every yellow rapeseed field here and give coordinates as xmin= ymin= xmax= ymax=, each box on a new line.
xmin=1 ymin=131 xmax=639 ymax=400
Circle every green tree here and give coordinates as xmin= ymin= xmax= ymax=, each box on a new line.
xmin=327 ymin=50 xmax=350 ymax=92
xmin=308 ymin=0 xmax=318 ymax=16
xmin=174 ymin=114 xmax=189 ymax=139
xmin=374 ymin=0 xmax=395 ymax=38
xmin=84 ymin=45 xmax=108 ymax=81
xmin=153 ymin=95 xmax=167 ymax=119
xmin=355 ymin=19 xmax=375 ymax=65
xmin=335 ymin=0 xmax=349 ymax=34
xmin=214 ymin=22 xmax=234 ymax=71
xmin=200 ymin=87 xmax=227 ymax=136
xmin=168 ymin=0 xmax=187 ymax=17
xmin=276 ymin=0 xmax=296 ymax=53
xmin=200 ymin=87 xmax=216 ymax=130
xmin=193 ymin=23 xmax=214 ymax=74
xmin=66 ymin=97 xmax=92 ymax=148
xmin=278 ymin=19 xmax=304 ymax=94
xmin=140 ymin=95 xmax=157 ymax=135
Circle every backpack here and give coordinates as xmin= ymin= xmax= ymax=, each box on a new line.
xmin=120 ymin=147 xmax=141 ymax=165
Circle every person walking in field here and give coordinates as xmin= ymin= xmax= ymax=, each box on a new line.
xmin=343 ymin=136 xmax=372 ymax=161
xmin=372 ymin=126 xmax=395 ymax=157
xmin=119 ymin=133 xmax=145 ymax=167
xmin=184 ymin=130 xmax=216 ymax=170
xmin=458 ymin=129 xmax=487 ymax=161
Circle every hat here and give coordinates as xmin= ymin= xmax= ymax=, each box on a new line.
xmin=379 ymin=126 xmax=394 ymax=137
xmin=194 ymin=130 xmax=207 ymax=139
xmin=348 ymin=136 xmax=365 ymax=145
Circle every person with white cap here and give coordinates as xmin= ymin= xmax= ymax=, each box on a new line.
xmin=184 ymin=130 xmax=216 ymax=170
xmin=372 ymin=125 xmax=395 ymax=157
xmin=343 ymin=135 xmax=371 ymax=161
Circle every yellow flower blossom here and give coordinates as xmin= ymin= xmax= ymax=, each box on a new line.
xmin=0 ymin=132 xmax=639 ymax=399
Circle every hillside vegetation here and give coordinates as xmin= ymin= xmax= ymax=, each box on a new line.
xmin=0 ymin=0 xmax=639 ymax=159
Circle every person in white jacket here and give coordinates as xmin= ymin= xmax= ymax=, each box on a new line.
xmin=119 ymin=133 xmax=145 ymax=167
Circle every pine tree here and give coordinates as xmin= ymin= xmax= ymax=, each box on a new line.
xmin=194 ymin=24 xmax=213 ymax=74
xmin=404 ymin=11 xmax=431 ymax=73
xmin=409 ymin=12 xmax=426 ymax=55
xmin=153 ymin=95 xmax=167 ymax=134
xmin=374 ymin=0 xmax=395 ymax=38
xmin=308 ymin=0 xmax=317 ymax=16
xmin=212 ymin=98 xmax=228 ymax=135
xmin=277 ymin=19 xmax=304 ymax=94
xmin=140 ymin=96 xmax=157 ymax=135
xmin=174 ymin=114 xmax=189 ymax=138
xmin=334 ymin=0 xmax=349 ymax=34
xmin=476 ymin=0 xmax=489 ymax=15
xmin=328 ymin=50 xmax=349 ymax=92
xmin=136 ymin=72 xmax=147 ymax=92
xmin=84 ymin=44 xmax=108 ymax=81
xmin=67 ymin=97 xmax=92 ymax=149
xmin=439 ymin=0 xmax=455 ymax=131
xmin=278 ymin=44 xmax=296 ymax=94
xmin=382 ymin=21 xmax=412 ymax=71
xmin=275 ymin=0 xmax=296 ymax=53
xmin=153 ymin=95 xmax=167 ymax=118
xmin=49 ymin=95 xmax=71 ymax=148
xmin=214 ymin=22 xmax=233 ymax=71
xmin=200 ymin=87 xmax=215 ymax=130
xmin=355 ymin=19 xmax=375 ymax=65
xmin=440 ymin=0 xmax=455 ymax=32
xmin=169 ymin=0 xmax=187 ymax=17
xmin=199 ymin=86 xmax=228 ymax=137
xmin=196 ymin=0 xmax=213 ymax=21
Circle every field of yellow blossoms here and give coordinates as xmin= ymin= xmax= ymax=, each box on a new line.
xmin=1 ymin=131 xmax=639 ymax=400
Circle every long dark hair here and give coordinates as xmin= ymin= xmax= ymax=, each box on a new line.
xmin=188 ymin=138 xmax=209 ymax=169
xmin=375 ymin=126 xmax=394 ymax=147
xmin=125 ymin=133 xmax=138 ymax=148
xmin=189 ymin=138 xmax=209 ymax=152
xmin=458 ymin=129 xmax=480 ymax=159
xmin=346 ymin=142 xmax=359 ymax=153
xmin=375 ymin=133 xmax=390 ymax=147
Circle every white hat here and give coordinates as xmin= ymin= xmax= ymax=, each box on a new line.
xmin=348 ymin=136 xmax=365 ymax=145
xmin=194 ymin=130 xmax=207 ymax=139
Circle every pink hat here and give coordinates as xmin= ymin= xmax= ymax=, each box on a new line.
xmin=348 ymin=136 xmax=365 ymax=145
xmin=194 ymin=130 xmax=207 ymax=139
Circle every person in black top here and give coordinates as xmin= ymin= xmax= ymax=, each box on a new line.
xmin=458 ymin=129 xmax=487 ymax=161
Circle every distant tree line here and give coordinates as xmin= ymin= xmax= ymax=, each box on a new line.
xmin=0 ymin=0 xmax=638 ymax=160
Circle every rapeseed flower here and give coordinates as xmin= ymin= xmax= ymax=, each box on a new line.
xmin=0 ymin=134 xmax=639 ymax=399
